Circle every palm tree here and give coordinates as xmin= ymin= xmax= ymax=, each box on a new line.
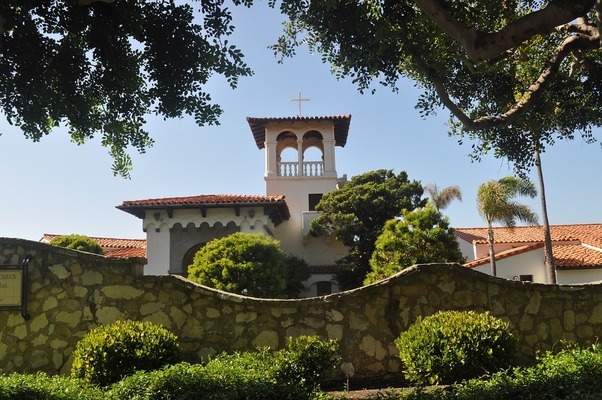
xmin=424 ymin=184 xmax=462 ymax=212
xmin=477 ymin=177 xmax=539 ymax=277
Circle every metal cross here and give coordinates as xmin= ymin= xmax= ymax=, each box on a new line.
xmin=289 ymin=90 xmax=310 ymax=117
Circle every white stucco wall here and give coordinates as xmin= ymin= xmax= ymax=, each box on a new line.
xmin=457 ymin=238 xmax=476 ymax=261
xmin=474 ymin=242 xmax=518 ymax=259
xmin=558 ymin=269 xmax=602 ymax=284
xmin=471 ymin=247 xmax=547 ymax=283
xmin=145 ymin=222 xmax=170 ymax=275
xmin=142 ymin=207 xmax=273 ymax=275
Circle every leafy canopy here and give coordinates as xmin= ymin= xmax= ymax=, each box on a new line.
xmin=187 ymin=232 xmax=308 ymax=298
xmin=0 ymin=0 xmax=252 ymax=177
xmin=364 ymin=205 xmax=464 ymax=285
xmin=310 ymin=169 xmax=425 ymax=289
xmin=271 ymin=0 xmax=601 ymax=172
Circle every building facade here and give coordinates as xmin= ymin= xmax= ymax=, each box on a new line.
xmin=118 ymin=115 xmax=352 ymax=297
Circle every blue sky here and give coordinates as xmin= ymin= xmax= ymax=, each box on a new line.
xmin=0 ymin=2 xmax=600 ymax=242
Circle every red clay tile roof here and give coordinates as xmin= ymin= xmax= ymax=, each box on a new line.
xmin=41 ymin=234 xmax=146 ymax=259
xmin=455 ymin=224 xmax=602 ymax=270
xmin=247 ymin=115 xmax=351 ymax=149
xmin=120 ymin=194 xmax=286 ymax=207
xmin=104 ymin=247 xmax=146 ymax=258
xmin=117 ymin=194 xmax=290 ymax=226
xmin=454 ymin=224 xmax=602 ymax=248
xmin=554 ymin=244 xmax=602 ymax=269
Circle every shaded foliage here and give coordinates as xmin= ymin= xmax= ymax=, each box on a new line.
xmin=310 ymin=169 xmax=425 ymax=290
xmin=271 ymin=0 xmax=601 ymax=173
xmin=0 ymin=0 xmax=252 ymax=176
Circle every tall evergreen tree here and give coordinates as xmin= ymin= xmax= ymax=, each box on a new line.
xmin=365 ymin=205 xmax=464 ymax=285
xmin=310 ymin=169 xmax=425 ymax=289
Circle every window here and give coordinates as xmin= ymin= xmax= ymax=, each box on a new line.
xmin=316 ymin=281 xmax=332 ymax=296
xmin=308 ymin=193 xmax=323 ymax=211
xmin=519 ymin=275 xmax=533 ymax=282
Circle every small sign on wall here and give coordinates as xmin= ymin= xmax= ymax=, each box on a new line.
xmin=0 ymin=255 xmax=32 ymax=319
xmin=0 ymin=269 xmax=22 ymax=306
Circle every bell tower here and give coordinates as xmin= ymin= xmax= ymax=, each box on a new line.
xmin=248 ymin=115 xmax=350 ymax=203
xmin=247 ymin=114 xmax=350 ymax=260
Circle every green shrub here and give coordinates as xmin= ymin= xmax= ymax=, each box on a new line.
xmin=0 ymin=372 xmax=104 ymax=400
xmin=49 ymin=234 xmax=104 ymax=255
xmin=109 ymin=360 xmax=308 ymax=400
xmin=452 ymin=344 xmax=602 ymax=400
xmin=108 ymin=336 xmax=339 ymax=400
xmin=275 ymin=336 xmax=340 ymax=391
xmin=395 ymin=311 xmax=517 ymax=385
xmin=382 ymin=344 xmax=602 ymax=400
xmin=71 ymin=320 xmax=181 ymax=387
xmin=188 ymin=232 xmax=304 ymax=298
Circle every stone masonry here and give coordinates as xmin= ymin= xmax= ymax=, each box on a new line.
xmin=2 ymin=238 xmax=602 ymax=379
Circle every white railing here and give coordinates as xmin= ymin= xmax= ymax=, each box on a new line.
xmin=303 ymin=161 xmax=323 ymax=176
xmin=278 ymin=161 xmax=324 ymax=177
xmin=278 ymin=162 xmax=298 ymax=177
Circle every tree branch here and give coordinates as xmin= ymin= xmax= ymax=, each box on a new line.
xmin=430 ymin=33 xmax=599 ymax=130
xmin=414 ymin=0 xmax=595 ymax=61
xmin=78 ymin=0 xmax=115 ymax=5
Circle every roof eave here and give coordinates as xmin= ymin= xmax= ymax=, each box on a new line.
xmin=247 ymin=115 xmax=351 ymax=150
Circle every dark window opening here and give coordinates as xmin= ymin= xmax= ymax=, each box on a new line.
xmin=308 ymin=193 xmax=323 ymax=211
xmin=316 ymin=281 xmax=332 ymax=296
xmin=519 ymin=275 xmax=533 ymax=282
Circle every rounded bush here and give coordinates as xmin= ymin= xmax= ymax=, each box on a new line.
xmin=395 ymin=310 xmax=518 ymax=385
xmin=49 ymin=234 xmax=104 ymax=255
xmin=71 ymin=320 xmax=181 ymax=387
xmin=275 ymin=336 xmax=340 ymax=390
xmin=187 ymin=232 xmax=290 ymax=298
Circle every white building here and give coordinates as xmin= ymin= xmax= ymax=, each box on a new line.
xmin=118 ymin=115 xmax=352 ymax=297
xmin=454 ymin=224 xmax=602 ymax=284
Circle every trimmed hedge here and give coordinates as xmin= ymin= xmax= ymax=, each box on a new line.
xmin=108 ymin=336 xmax=339 ymax=400
xmin=0 ymin=373 xmax=103 ymax=400
xmin=395 ymin=311 xmax=517 ymax=385
xmin=360 ymin=345 xmax=602 ymax=400
xmin=71 ymin=320 xmax=181 ymax=387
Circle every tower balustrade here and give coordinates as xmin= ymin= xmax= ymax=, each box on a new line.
xmin=278 ymin=161 xmax=324 ymax=177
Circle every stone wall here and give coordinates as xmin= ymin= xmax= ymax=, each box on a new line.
xmin=2 ymin=238 xmax=602 ymax=380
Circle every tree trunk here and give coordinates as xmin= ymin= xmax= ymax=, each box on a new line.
xmin=487 ymin=222 xmax=497 ymax=276
xmin=535 ymin=148 xmax=557 ymax=283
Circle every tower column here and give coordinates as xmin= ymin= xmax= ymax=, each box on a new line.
xmin=266 ymin=139 xmax=278 ymax=177
xmin=323 ymin=138 xmax=336 ymax=177
xmin=297 ymin=138 xmax=303 ymax=177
